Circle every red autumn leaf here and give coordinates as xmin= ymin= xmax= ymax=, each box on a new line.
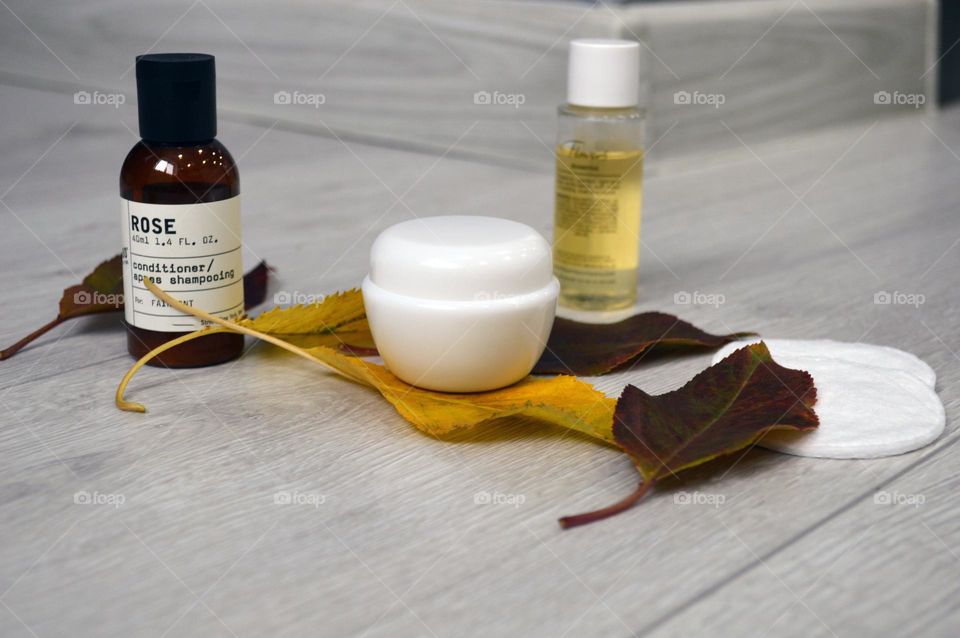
xmin=344 ymin=312 xmax=754 ymax=372
xmin=1 ymin=256 xmax=271 ymax=360
xmin=242 ymin=260 xmax=272 ymax=309
xmin=61 ymin=255 xmax=125 ymax=317
xmin=337 ymin=343 xmax=380 ymax=357
xmin=560 ymin=342 xmax=818 ymax=528
xmin=534 ymin=313 xmax=755 ymax=376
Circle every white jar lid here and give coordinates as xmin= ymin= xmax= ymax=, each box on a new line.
xmin=368 ymin=216 xmax=553 ymax=302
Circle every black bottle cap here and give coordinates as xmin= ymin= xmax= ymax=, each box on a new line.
xmin=136 ymin=53 xmax=217 ymax=143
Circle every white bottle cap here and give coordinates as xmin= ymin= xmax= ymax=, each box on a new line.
xmin=567 ymin=39 xmax=640 ymax=108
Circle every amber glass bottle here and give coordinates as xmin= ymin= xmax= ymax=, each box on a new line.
xmin=120 ymin=53 xmax=244 ymax=366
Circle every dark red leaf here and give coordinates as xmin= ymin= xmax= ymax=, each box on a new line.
xmin=560 ymin=342 xmax=818 ymax=528
xmin=242 ymin=260 xmax=272 ymax=309
xmin=59 ymin=255 xmax=125 ymax=318
xmin=2 ymin=255 xmax=272 ymax=360
xmin=534 ymin=312 xmax=755 ymax=376
xmin=338 ymin=343 xmax=380 ymax=357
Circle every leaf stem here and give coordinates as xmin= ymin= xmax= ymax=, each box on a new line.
xmin=144 ymin=278 xmax=341 ymax=370
xmin=115 ymin=327 xmax=228 ymax=412
xmin=558 ymin=480 xmax=652 ymax=529
xmin=0 ymin=316 xmax=64 ymax=360
xmin=135 ymin=278 xmax=368 ymax=386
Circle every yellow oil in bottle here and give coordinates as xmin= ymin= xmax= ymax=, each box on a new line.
xmin=552 ymin=144 xmax=643 ymax=310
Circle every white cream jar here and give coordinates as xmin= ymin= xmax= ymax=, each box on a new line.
xmin=362 ymin=216 xmax=559 ymax=392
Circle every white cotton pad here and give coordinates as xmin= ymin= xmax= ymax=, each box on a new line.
xmin=713 ymin=338 xmax=936 ymax=388
xmin=711 ymin=339 xmax=944 ymax=459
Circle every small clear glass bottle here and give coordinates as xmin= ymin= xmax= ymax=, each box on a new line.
xmin=553 ymin=39 xmax=645 ymax=311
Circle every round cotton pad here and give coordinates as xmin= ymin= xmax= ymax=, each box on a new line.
xmin=713 ymin=338 xmax=936 ymax=388
xmin=711 ymin=339 xmax=944 ymax=459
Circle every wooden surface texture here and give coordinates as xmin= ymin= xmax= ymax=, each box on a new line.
xmin=0 ymin=1 xmax=957 ymax=636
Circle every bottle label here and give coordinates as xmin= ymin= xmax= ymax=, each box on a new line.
xmin=120 ymin=196 xmax=243 ymax=332
xmin=553 ymin=145 xmax=643 ymax=305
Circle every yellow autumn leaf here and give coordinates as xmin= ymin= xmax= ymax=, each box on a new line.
xmin=116 ymin=280 xmax=616 ymax=444
xmin=240 ymin=288 xmax=374 ymax=349
xmin=304 ymin=345 xmax=616 ymax=442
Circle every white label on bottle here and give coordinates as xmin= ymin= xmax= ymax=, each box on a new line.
xmin=120 ymin=196 xmax=243 ymax=332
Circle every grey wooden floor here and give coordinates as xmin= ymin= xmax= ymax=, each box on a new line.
xmin=1 ymin=1 xmax=958 ymax=637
